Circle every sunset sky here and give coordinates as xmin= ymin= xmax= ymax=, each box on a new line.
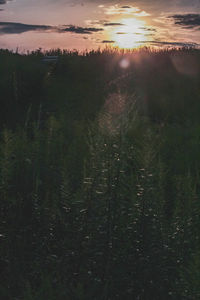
xmin=0 ymin=0 xmax=200 ymax=51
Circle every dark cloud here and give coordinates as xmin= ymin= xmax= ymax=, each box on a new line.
xmin=0 ymin=0 xmax=12 ymax=4
xmin=116 ymin=32 xmax=126 ymax=34
xmin=141 ymin=40 xmax=199 ymax=47
xmin=0 ymin=22 xmax=103 ymax=35
xmin=62 ymin=25 xmax=103 ymax=34
xmin=0 ymin=22 xmax=52 ymax=34
xmin=102 ymin=40 xmax=115 ymax=43
xmin=139 ymin=27 xmax=157 ymax=32
xmin=121 ymin=6 xmax=131 ymax=8
xmin=170 ymin=14 xmax=200 ymax=28
xmin=103 ymin=22 xmax=124 ymax=26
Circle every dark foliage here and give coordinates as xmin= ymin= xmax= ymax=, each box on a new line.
xmin=0 ymin=47 xmax=200 ymax=299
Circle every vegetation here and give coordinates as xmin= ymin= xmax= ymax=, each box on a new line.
xmin=0 ymin=47 xmax=200 ymax=299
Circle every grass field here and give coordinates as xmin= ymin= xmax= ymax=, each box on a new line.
xmin=1 ymin=47 xmax=200 ymax=299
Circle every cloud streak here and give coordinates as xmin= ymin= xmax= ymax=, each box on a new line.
xmin=0 ymin=22 xmax=52 ymax=34
xmin=100 ymin=40 xmax=199 ymax=47
xmin=99 ymin=4 xmax=150 ymax=16
xmin=102 ymin=40 xmax=115 ymax=43
xmin=139 ymin=27 xmax=157 ymax=32
xmin=103 ymin=22 xmax=124 ymax=26
xmin=62 ymin=25 xmax=103 ymax=34
xmin=141 ymin=40 xmax=199 ymax=47
xmin=0 ymin=22 xmax=104 ymax=35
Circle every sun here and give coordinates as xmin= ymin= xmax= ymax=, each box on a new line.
xmin=110 ymin=18 xmax=149 ymax=49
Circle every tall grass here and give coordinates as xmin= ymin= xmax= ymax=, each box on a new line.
xmin=0 ymin=47 xmax=200 ymax=299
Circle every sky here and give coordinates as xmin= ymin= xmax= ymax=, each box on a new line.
xmin=0 ymin=0 xmax=200 ymax=51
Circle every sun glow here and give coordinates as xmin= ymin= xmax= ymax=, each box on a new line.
xmin=110 ymin=18 xmax=149 ymax=49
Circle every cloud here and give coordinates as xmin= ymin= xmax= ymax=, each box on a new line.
xmin=121 ymin=6 xmax=131 ymax=8
xmin=0 ymin=0 xmax=12 ymax=4
xmin=85 ymin=19 xmax=109 ymax=27
xmin=100 ymin=39 xmax=199 ymax=47
xmin=139 ymin=27 xmax=157 ymax=32
xmin=103 ymin=22 xmax=124 ymax=26
xmin=141 ymin=40 xmax=199 ymax=47
xmin=169 ymin=14 xmax=200 ymax=28
xmin=0 ymin=22 xmax=52 ymax=34
xmin=62 ymin=25 xmax=103 ymax=34
xmin=102 ymin=40 xmax=115 ymax=43
xmin=99 ymin=4 xmax=150 ymax=16
xmin=0 ymin=22 xmax=104 ymax=35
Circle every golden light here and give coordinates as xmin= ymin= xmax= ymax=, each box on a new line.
xmin=110 ymin=18 xmax=149 ymax=49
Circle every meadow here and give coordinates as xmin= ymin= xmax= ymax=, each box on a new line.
xmin=0 ymin=47 xmax=200 ymax=299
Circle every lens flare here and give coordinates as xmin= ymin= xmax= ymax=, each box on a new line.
xmin=119 ymin=58 xmax=130 ymax=68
